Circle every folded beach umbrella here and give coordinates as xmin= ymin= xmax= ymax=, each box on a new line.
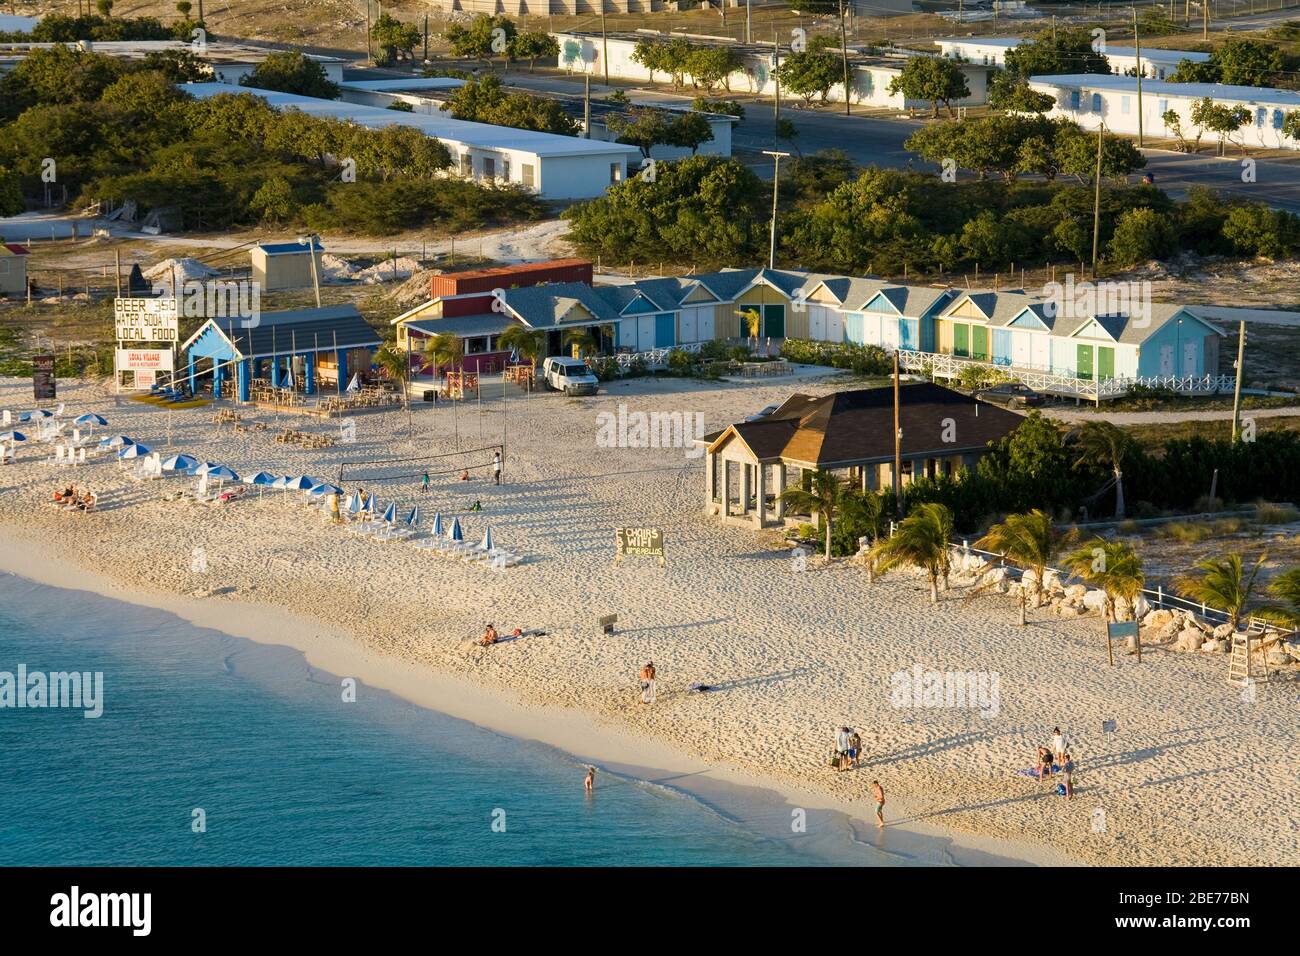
xmin=479 ymin=526 xmax=494 ymax=553
xmin=429 ymin=512 xmax=442 ymax=536
xmin=118 ymin=442 xmax=152 ymax=460
xmin=161 ymin=454 xmax=198 ymax=472
xmin=74 ymin=413 xmax=108 ymax=426
xmin=271 ymin=476 xmax=289 ymax=490
xmin=346 ymin=491 xmax=363 ymax=514
xmin=405 ymin=506 xmax=421 ymax=528
xmin=346 ymin=374 xmax=360 ymax=393
xmin=0 ymin=431 xmax=26 ymax=443
xmin=448 ymin=517 xmax=463 ymax=542
xmin=100 ymin=434 xmax=135 ymax=448
xmin=283 ymin=475 xmax=316 ymax=491
xmin=381 ymin=502 xmax=397 ymax=524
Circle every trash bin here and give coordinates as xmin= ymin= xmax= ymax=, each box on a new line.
xmin=423 ymin=390 xmax=438 ymax=402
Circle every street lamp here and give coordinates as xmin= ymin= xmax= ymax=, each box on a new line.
xmin=762 ymin=150 xmax=790 ymax=270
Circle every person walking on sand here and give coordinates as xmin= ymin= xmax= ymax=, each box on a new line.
xmin=871 ymin=780 xmax=885 ymax=828
xmin=849 ymin=730 xmax=862 ymax=770
xmin=639 ymin=661 xmax=656 ymax=704
xmin=1051 ymin=727 xmax=1068 ymax=766
xmin=835 ymin=727 xmax=852 ymax=771
xmin=420 ymin=471 xmax=430 ymax=494
xmin=492 ymin=450 xmax=502 ymax=486
xmin=584 ymin=766 xmax=595 ymax=793
xmin=1062 ymin=752 xmax=1075 ymax=800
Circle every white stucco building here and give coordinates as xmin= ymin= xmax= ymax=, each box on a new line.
xmin=1029 ymin=74 xmax=1300 ymax=151
xmin=934 ymin=36 xmax=1211 ymax=81
xmin=185 ymin=82 xmax=641 ymax=200
xmin=555 ymin=31 xmax=991 ymax=110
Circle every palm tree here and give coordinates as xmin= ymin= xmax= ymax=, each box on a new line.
xmin=1175 ymin=552 xmax=1267 ymax=633
xmin=975 ymin=509 xmax=1068 ymax=625
xmin=374 ymin=343 xmax=409 ymax=391
xmin=563 ymin=327 xmax=597 ymax=358
xmin=421 ymin=332 xmax=463 ymax=378
xmin=497 ymin=325 xmax=546 ymax=368
xmin=1060 ymin=537 xmax=1145 ymax=622
xmin=841 ymin=488 xmax=888 ymax=583
xmin=737 ymin=307 xmax=761 ymax=350
xmin=1258 ymin=566 xmax=1300 ymax=627
xmin=868 ymin=502 xmax=953 ymax=604
xmin=780 ymin=470 xmax=848 ymax=560
xmin=1072 ymin=421 xmax=1134 ymax=519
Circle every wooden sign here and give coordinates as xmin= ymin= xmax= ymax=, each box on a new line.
xmin=32 ymin=354 xmax=55 ymax=401
xmin=598 ymin=614 xmax=617 ymax=635
xmin=1106 ymin=619 xmax=1140 ymax=664
xmin=615 ymin=527 xmax=664 ymax=566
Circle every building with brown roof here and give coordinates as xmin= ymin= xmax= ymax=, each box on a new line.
xmin=700 ymin=382 xmax=1024 ymax=528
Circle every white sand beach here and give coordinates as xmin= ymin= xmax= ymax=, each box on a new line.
xmin=1 ymin=373 xmax=1295 ymax=867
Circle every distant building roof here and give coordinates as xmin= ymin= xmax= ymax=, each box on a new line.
xmin=405 ymin=314 xmax=517 ymax=338
xmin=183 ymin=82 xmax=643 ymax=160
xmin=0 ymin=243 xmax=30 ymax=256
xmin=1031 ymin=73 xmax=1300 ymax=107
xmin=705 ymin=382 xmax=1024 ymax=468
xmin=255 ymin=239 xmax=323 ymax=256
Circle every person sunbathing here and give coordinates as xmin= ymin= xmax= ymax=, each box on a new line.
xmin=54 ymin=486 xmax=74 ymax=502
xmin=477 ymin=623 xmax=499 ymax=646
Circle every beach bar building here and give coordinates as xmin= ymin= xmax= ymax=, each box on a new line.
xmin=179 ymin=304 xmax=382 ymax=400
xmin=700 ymin=383 xmax=1023 ymax=528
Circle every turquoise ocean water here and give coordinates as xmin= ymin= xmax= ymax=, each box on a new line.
xmin=0 ymin=573 xmax=1025 ymax=867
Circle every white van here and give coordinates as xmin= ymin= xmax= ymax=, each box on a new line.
xmin=542 ymin=356 xmax=599 ymax=396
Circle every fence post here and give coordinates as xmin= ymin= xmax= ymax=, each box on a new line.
xmin=1156 ymin=585 xmax=1163 ymax=608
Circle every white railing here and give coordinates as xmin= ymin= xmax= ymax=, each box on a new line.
xmin=894 ymin=349 xmax=1234 ymax=400
xmin=613 ymin=342 xmax=702 ymax=370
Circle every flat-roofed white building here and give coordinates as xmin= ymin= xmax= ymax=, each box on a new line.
xmin=1029 ymin=74 xmax=1300 ymax=150
xmin=185 ymin=81 xmax=641 ymax=199
xmin=556 ymin=31 xmax=991 ymax=109
xmin=934 ymin=36 xmax=1211 ymax=80
xmin=0 ymin=39 xmax=347 ymax=85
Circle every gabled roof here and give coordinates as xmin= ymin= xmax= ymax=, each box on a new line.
xmin=704 ymin=382 xmax=1023 ymax=467
xmin=182 ymin=304 xmax=381 ymax=360
xmin=0 ymin=243 xmax=30 ymax=257
xmin=498 ymin=282 xmax=622 ymax=328
xmin=1007 ymin=304 xmax=1054 ymax=331
xmin=863 ymin=285 xmax=955 ymax=317
xmin=1069 ymin=313 xmax=1128 ymax=342
xmin=405 ymin=314 xmax=518 ymax=338
xmin=1065 ymin=304 xmax=1225 ymax=345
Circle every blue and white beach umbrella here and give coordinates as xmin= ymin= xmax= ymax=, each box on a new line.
xmin=309 ymin=483 xmax=343 ymax=498
xmin=100 ymin=435 xmax=134 ymax=448
xmin=191 ymin=461 xmax=220 ymax=476
xmin=245 ymin=471 xmax=278 ymax=486
xmin=161 ymin=454 xmax=198 ymax=472
xmin=405 ymin=506 xmax=421 ymax=528
xmin=345 ymin=491 xmax=363 ymax=514
xmin=205 ymin=465 xmax=239 ymax=482
xmin=429 ymin=512 xmax=443 ymax=536
xmin=118 ymin=442 xmax=152 ymax=460
xmin=381 ymin=502 xmax=397 ymax=524
xmin=283 ymin=475 xmax=316 ymax=491
xmin=271 ymin=476 xmax=289 ymax=490
xmin=479 ymin=526 xmax=494 ymax=553
xmin=448 ymin=517 xmax=463 ymax=542
xmin=0 ymin=430 xmax=27 ymax=443
xmin=19 ymin=409 xmax=52 ymax=422
xmin=74 ymin=413 xmax=108 ymax=426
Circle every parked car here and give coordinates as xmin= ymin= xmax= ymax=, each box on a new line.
xmin=973 ymin=382 xmax=1045 ymax=408
xmin=542 ymin=356 xmax=599 ymax=396
xmin=744 ymin=404 xmax=779 ymax=422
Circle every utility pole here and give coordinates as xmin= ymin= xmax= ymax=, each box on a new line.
xmin=365 ymin=1 xmax=372 ymax=63
xmin=772 ymin=29 xmax=781 ymax=140
xmin=601 ymin=5 xmax=610 ymax=87
xmin=892 ymin=351 xmax=902 ymax=504
xmin=583 ymin=74 xmax=591 ymax=138
xmin=1203 ymin=0 xmax=1209 ymax=41
xmin=423 ymin=15 xmax=429 ymax=62
xmin=113 ymin=249 xmax=121 ymax=298
xmin=1230 ymin=320 xmax=1247 ymax=441
xmin=839 ymin=0 xmax=851 ymax=117
xmin=763 ymin=150 xmax=790 ymax=270
xmin=1133 ymin=6 xmax=1144 ymax=148
xmin=746 ymin=0 xmax=752 ymax=44
xmin=1091 ymin=122 xmax=1104 ymax=277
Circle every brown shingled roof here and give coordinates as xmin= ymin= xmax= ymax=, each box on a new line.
xmin=708 ymin=382 xmax=1023 ymax=467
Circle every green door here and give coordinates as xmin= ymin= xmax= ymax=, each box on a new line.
xmin=1097 ymin=346 xmax=1115 ymax=380
xmin=953 ymin=323 xmax=969 ymax=357
xmin=763 ymin=304 xmax=785 ymax=339
xmin=971 ymin=326 xmax=988 ymax=361
xmin=1076 ymin=344 xmax=1093 ymax=380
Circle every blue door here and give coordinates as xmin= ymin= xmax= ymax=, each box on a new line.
xmin=992 ymin=329 xmax=1012 ymax=366
xmin=845 ymin=313 xmax=864 ymax=345
xmin=900 ymin=318 xmax=919 ymax=351
xmin=654 ymin=313 xmax=675 ymax=348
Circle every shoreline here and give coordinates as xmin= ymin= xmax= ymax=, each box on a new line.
xmin=0 ymin=525 xmax=1074 ymax=867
